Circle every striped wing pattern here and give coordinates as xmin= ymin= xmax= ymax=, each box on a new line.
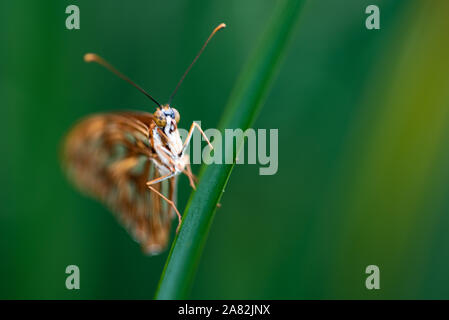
xmin=63 ymin=112 xmax=176 ymax=254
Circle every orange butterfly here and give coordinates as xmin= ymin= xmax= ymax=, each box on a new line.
xmin=63 ymin=23 xmax=225 ymax=255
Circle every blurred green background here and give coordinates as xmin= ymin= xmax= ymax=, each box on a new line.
xmin=1 ymin=0 xmax=449 ymax=299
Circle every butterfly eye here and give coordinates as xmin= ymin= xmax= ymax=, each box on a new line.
xmin=154 ymin=109 xmax=167 ymax=127
xmin=172 ymin=108 xmax=180 ymax=123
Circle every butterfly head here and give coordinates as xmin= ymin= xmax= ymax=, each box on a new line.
xmin=154 ymin=105 xmax=180 ymax=131
xmin=152 ymin=104 xmax=185 ymax=170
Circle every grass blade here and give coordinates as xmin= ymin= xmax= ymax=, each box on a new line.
xmin=155 ymin=0 xmax=305 ymax=299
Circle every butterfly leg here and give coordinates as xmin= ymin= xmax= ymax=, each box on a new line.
xmin=182 ymin=122 xmax=213 ymax=154
xmin=147 ymin=185 xmax=183 ymax=233
xmin=183 ymin=160 xmax=197 ymax=190
xmin=154 ymin=145 xmax=185 ymax=173
xmin=146 ymin=172 xmax=176 ymax=186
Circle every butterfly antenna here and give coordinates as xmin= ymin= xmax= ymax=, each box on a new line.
xmin=84 ymin=53 xmax=161 ymax=108
xmin=168 ymin=23 xmax=226 ymax=105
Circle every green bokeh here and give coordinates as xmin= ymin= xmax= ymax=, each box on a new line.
xmin=1 ymin=0 xmax=449 ymax=299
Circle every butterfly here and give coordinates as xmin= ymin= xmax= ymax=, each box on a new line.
xmin=63 ymin=23 xmax=225 ymax=255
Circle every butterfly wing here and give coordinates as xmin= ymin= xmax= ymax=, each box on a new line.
xmin=62 ymin=112 xmax=176 ymax=254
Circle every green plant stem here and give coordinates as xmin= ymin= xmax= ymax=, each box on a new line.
xmin=155 ymin=0 xmax=305 ymax=299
